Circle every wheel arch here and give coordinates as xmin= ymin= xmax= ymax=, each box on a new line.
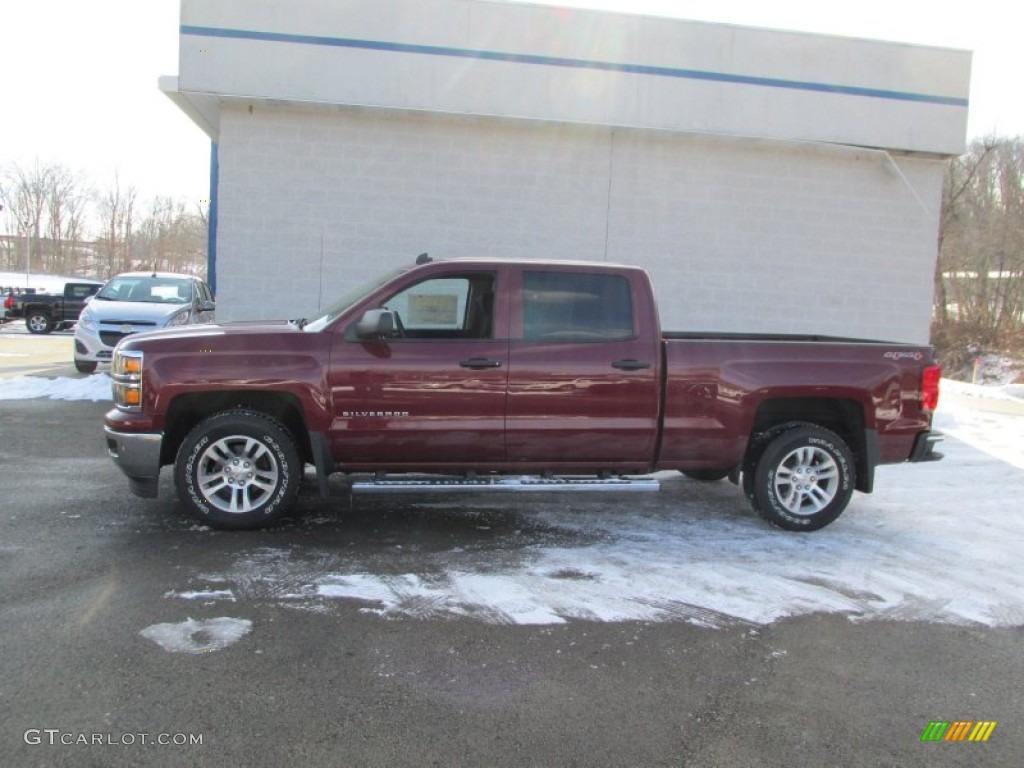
xmin=161 ymin=391 xmax=313 ymax=467
xmin=749 ymin=397 xmax=872 ymax=493
xmin=24 ymin=306 xmax=54 ymax=332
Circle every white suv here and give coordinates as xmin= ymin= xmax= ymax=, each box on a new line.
xmin=74 ymin=272 xmax=215 ymax=373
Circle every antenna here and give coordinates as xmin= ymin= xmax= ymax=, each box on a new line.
xmin=318 ymin=225 xmax=325 ymax=311
xmin=416 ymin=252 xmax=431 ymax=265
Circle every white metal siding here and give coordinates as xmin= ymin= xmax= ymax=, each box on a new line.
xmin=217 ymin=106 xmax=942 ymax=342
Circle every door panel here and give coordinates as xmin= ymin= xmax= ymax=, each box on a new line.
xmin=327 ymin=268 xmax=508 ymax=467
xmin=506 ymin=268 xmax=660 ymax=466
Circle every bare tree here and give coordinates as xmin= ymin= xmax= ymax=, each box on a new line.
xmin=133 ymin=196 xmax=207 ymax=276
xmin=43 ymin=165 xmax=89 ymax=275
xmin=0 ymin=161 xmax=48 ymax=279
xmin=2 ymin=160 xmax=208 ymax=286
xmin=0 ymin=160 xmax=93 ymax=280
xmin=933 ymin=137 xmax=1024 ymax=371
xmin=97 ymin=174 xmax=139 ymax=278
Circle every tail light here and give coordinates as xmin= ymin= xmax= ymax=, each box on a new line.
xmin=921 ymin=364 xmax=941 ymax=412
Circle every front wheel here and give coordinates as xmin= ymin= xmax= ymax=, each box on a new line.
xmin=749 ymin=424 xmax=855 ymax=531
xmin=25 ymin=312 xmax=54 ymax=334
xmin=174 ymin=410 xmax=302 ymax=530
xmin=74 ymin=359 xmax=98 ymax=373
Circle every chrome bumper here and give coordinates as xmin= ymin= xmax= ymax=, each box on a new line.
xmin=104 ymin=427 xmax=163 ymax=498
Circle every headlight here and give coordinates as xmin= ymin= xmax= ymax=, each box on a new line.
xmin=111 ymin=349 xmax=144 ymax=411
xmin=165 ymin=309 xmax=191 ymax=327
xmin=78 ymin=309 xmax=97 ymax=331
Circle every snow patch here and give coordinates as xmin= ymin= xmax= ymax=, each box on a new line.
xmin=962 ymin=354 xmax=1024 ymax=387
xmin=165 ymin=589 xmax=237 ymax=602
xmin=937 ymin=383 xmax=1024 ymax=469
xmin=140 ymin=617 xmax=252 ymax=654
xmin=942 ymin=377 xmax=1024 ymax=403
xmin=0 ymin=374 xmax=112 ymax=401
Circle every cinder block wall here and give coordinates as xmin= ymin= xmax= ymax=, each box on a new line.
xmin=217 ymin=104 xmax=943 ymax=343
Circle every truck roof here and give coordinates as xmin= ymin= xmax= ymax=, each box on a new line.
xmin=418 ymin=256 xmax=647 ymax=272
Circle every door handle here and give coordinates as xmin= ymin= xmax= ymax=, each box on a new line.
xmin=459 ymin=357 xmax=503 ymax=370
xmin=612 ymin=359 xmax=651 ymax=371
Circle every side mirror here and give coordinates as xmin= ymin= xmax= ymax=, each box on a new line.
xmin=198 ymin=300 xmax=215 ymax=313
xmin=83 ymin=295 xmax=93 ymax=305
xmin=355 ymin=309 xmax=396 ymax=339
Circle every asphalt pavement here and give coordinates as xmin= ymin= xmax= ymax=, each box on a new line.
xmin=0 ymin=329 xmax=1021 ymax=767
xmin=0 ymin=320 xmax=78 ymax=378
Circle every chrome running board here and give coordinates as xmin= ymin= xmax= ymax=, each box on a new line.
xmin=350 ymin=475 xmax=661 ymax=494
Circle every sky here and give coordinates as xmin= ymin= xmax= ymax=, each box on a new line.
xmin=1 ymin=0 xmax=1021 ymax=209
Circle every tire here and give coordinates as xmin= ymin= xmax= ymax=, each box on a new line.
xmin=681 ymin=468 xmax=730 ymax=482
xmin=25 ymin=312 xmax=54 ymax=334
xmin=74 ymin=359 xmax=98 ymax=373
xmin=174 ymin=409 xmax=302 ymax=530
xmin=741 ymin=423 xmax=792 ymax=509
xmin=749 ymin=424 xmax=855 ymax=532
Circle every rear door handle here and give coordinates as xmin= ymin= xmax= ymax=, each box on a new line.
xmin=460 ymin=357 xmax=503 ymax=370
xmin=612 ymin=359 xmax=651 ymax=371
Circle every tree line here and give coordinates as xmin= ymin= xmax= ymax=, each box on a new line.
xmin=933 ymin=137 xmax=1024 ymax=374
xmin=0 ymin=160 xmax=207 ymax=286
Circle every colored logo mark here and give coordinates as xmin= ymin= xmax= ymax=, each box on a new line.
xmin=921 ymin=721 xmax=997 ymax=742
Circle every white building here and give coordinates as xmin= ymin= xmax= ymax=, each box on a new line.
xmin=161 ymin=0 xmax=971 ymax=343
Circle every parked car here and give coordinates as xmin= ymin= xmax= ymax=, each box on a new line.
xmin=74 ymin=272 xmax=215 ymax=373
xmin=103 ymin=256 xmax=942 ymax=531
xmin=10 ymin=281 xmax=103 ymax=333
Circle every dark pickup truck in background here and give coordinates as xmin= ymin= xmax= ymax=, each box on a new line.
xmin=104 ymin=257 xmax=942 ymax=531
xmin=10 ymin=281 xmax=102 ymax=334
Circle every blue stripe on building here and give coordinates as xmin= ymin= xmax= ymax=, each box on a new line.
xmin=181 ymin=24 xmax=968 ymax=108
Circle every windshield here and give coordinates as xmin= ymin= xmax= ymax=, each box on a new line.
xmin=95 ymin=276 xmax=193 ymax=304
xmin=302 ymin=267 xmax=407 ymax=332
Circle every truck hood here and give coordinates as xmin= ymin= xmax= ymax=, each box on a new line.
xmin=117 ymin=320 xmax=300 ymax=346
xmin=114 ymin=320 xmax=329 ymax=390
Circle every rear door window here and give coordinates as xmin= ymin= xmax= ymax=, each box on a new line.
xmin=522 ymin=271 xmax=634 ymax=342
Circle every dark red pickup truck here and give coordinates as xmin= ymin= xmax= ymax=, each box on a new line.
xmin=104 ymin=257 xmax=942 ymax=531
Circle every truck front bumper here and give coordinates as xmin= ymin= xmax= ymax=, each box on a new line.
xmin=909 ymin=430 xmax=944 ymax=463
xmin=104 ymin=427 xmax=163 ymax=498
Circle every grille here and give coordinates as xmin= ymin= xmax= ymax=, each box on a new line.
xmin=98 ymin=321 xmax=157 ymax=348
xmin=100 ymin=331 xmax=129 ymax=346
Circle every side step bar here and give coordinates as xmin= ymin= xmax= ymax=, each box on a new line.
xmin=350 ymin=475 xmax=661 ymax=494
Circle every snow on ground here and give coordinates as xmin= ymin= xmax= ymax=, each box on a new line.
xmin=966 ymin=352 xmax=1024 ymax=386
xmin=0 ymin=373 xmax=112 ymax=401
xmin=940 ymin=380 xmax=1024 ymax=469
xmin=139 ymin=617 xmax=252 ymax=654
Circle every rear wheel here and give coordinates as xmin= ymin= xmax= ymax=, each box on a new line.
xmin=25 ymin=312 xmax=54 ymax=334
xmin=74 ymin=359 xmax=98 ymax=373
xmin=174 ymin=410 xmax=302 ymax=530
xmin=748 ymin=424 xmax=855 ymax=531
